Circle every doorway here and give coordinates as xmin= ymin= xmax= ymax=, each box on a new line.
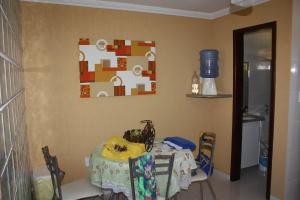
xmin=230 ymin=22 xmax=276 ymax=199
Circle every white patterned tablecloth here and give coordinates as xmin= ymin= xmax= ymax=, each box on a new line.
xmin=89 ymin=143 xmax=197 ymax=199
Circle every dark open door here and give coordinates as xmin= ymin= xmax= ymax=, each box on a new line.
xmin=231 ymin=21 xmax=277 ymax=199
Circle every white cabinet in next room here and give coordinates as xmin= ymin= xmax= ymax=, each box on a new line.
xmin=241 ymin=121 xmax=261 ymax=169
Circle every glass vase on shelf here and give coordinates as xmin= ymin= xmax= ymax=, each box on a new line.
xmin=191 ymin=71 xmax=201 ymax=95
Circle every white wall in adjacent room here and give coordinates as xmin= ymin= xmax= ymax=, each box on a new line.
xmin=285 ymin=0 xmax=300 ymax=199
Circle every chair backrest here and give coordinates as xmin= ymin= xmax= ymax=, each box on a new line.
xmin=41 ymin=146 xmax=64 ymax=200
xmin=50 ymin=156 xmax=63 ymax=200
xmin=128 ymin=153 xmax=175 ymax=200
xmin=197 ymin=132 xmax=216 ymax=176
xmin=42 ymin=146 xmax=51 ymax=167
xmin=155 ymin=154 xmax=175 ymax=199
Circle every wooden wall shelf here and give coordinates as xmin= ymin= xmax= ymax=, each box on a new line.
xmin=186 ymin=94 xmax=232 ymax=98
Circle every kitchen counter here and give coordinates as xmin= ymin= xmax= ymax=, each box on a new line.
xmin=243 ymin=113 xmax=265 ymax=123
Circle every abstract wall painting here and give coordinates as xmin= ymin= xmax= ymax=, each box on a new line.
xmin=79 ymin=39 xmax=156 ymax=98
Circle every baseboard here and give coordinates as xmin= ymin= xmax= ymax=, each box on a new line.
xmin=213 ymin=168 xmax=230 ymax=180
xmin=270 ymin=196 xmax=280 ymax=200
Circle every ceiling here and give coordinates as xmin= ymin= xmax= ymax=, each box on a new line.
xmin=22 ymin=0 xmax=270 ymax=19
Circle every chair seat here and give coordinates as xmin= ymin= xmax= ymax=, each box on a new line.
xmin=61 ymin=178 xmax=102 ymax=200
xmin=191 ymin=169 xmax=208 ymax=182
xmin=157 ymin=196 xmax=167 ymax=200
xmin=134 ymin=194 xmax=168 ymax=200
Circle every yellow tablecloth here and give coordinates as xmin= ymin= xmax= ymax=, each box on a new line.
xmin=101 ymin=136 xmax=145 ymax=160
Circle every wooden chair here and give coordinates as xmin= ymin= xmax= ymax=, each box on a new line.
xmin=191 ymin=132 xmax=217 ymax=200
xmin=42 ymin=146 xmax=103 ymax=200
xmin=128 ymin=154 xmax=175 ymax=200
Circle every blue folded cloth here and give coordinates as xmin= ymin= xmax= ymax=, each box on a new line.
xmin=164 ymin=137 xmax=196 ymax=151
xmin=162 ymin=140 xmax=183 ymax=150
xmin=196 ymin=153 xmax=213 ymax=176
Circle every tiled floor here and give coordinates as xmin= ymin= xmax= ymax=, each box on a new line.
xmin=179 ymin=166 xmax=267 ymax=200
xmin=97 ymin=166 xmax=267 ymax=200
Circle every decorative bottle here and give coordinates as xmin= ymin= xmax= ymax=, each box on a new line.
xmin=191 ymin=71 xmax=200 ymax=95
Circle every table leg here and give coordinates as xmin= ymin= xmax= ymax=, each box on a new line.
xmin=108 ymin=191 xmax=114 ymax=200
xmin=200 ymin=182 xmax=204 ymax=200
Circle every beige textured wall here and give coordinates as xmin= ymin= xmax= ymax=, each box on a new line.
xmin=21 ymin=2 xmax=214 ymax=182
xmin=210 ymin=0 xmax=292 ymax=199
xmin=22 ymin=0 xmax=292 ymax=199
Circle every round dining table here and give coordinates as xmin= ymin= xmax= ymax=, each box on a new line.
xmin=89 ymin=142 xmax=197 ymax=199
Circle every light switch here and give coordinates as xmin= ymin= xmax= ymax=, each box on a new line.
xmin=85 ymin=156 xmax=90 ymax=167
xmin=298 ymin=91 xmax=300 ymax=103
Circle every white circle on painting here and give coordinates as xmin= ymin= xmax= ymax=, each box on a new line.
xmin=145 ymin=51 xmax=155 ymax=61
xmin=79 ymin=51 xmax=85 ymax=61
xmin=110 ymin=76 xmax=122 ymax=86
xmin=132 ymin=65 xmax=143 ymax=76
xmin=96 ymin=39 xmax=108 ymax=51
xmin=97 ymin=91 xmax=109 ymax=97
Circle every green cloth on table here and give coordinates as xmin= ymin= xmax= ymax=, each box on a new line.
xmin=135 ymin=154 xmax=157 ymax=200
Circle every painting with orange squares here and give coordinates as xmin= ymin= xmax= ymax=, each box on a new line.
xmin=79 ymin=39 xmax=156 ymax=98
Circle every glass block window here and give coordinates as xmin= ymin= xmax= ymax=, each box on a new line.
xmin=0 ymin=0 xmax=31 ymax=199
